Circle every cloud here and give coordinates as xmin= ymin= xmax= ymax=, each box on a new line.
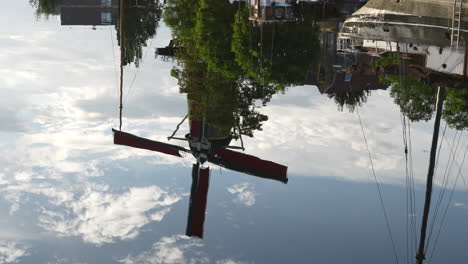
xmin=216 ymin=260 xmax=253 ymax=264
xmin=453 ymin=202 xmax=468 ymax=209
xmin=227 ymin=183 xmax=256 ymax=207
xmin=37 ymin=185 xmax=181 ymax=245
xmin=118 ymin=235 xmax=204 ymax=264
xmin=119 ymin=235 xmax=252 ymax=264
xmin=0 ymin=241 xmax=29 ymax=264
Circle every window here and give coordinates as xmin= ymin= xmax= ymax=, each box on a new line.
xmin=101 ymin=0 xmax=112 ymax=7
xmin=101 ymin=12 xmax=112 ymax=24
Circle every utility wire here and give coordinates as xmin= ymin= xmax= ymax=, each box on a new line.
xmin=425 ymin=131 xmax=462 ymax=252
xmin=124 ymin=36 xmax=156 ymax=104
xmin=110 ymin=26 xmax=120 ymax=96
xmin=356 ymin=107 xmax=399 ymax=264
xmin=427 ymin=137 xmax=468 ymax=263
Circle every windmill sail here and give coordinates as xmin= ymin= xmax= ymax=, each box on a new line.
xmin=209 ymin=148 xmax=288 ymax=183
xmin=186 ymin=164 xmax=210 ymax=238
xmin=113 ymin=129 xmax=188 ymax=157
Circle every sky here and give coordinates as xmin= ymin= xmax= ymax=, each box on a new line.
xmin=0 ymin=1 xmax=468 ymax=264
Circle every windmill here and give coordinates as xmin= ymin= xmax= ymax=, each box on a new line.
xmin=112 ymin=116 xmax=288 ymax=238
xmin=113 ymin=0 xmax=287 ymax=239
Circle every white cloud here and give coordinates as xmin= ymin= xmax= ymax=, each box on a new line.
xmin=216 ymin=259 xmax=253 ymax=264
xmin=0 ymin=241 xmax=29 ymax=264
xmin=37 ymin=185 xmax=181 ymax=245
xmin=227 ymin=183 xmax=256 ymax=207
xmin=119 ymin=235 xmax=251 ymax=264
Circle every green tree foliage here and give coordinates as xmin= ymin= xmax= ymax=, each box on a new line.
xmin=383 ymin=75 xmax=437 ymax=122
xmin=330 ymin=90 xmax=370 ymax=113
xmin=164 ymin=0 xmax=290 ymax=138
xmin=232 ymin=8 xmax=320 ymax=88
xmin=117 ymin=0 xmax=163 ymax=67
xmin=195 ymin=0 xmax=239 ymax=77
xmin=383 ymin=74 xmax=468 ymax=130
xmin=443 ymin=88 xmax=468 ymax=130
xmin=29 ymin=0 xmax=58 ymax=18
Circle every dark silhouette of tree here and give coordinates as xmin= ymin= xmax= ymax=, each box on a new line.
xmin=329 ymin=90 xmax=370 ymax=113
xmin=194 ymin=0 xmax=240 ymax=77
xmin=117 ymin=0 xmax=163 ymax=67
xmin=165 ymin=0 xmax=282 ymax=138
xmin=443 ymin=88 xmax=468 ymax=130
xmin=383 ymin=75 xmax=437 ymax=122
xmin=231 ymin=8 xmax=320 ymax=88
xmin=29 ymin=0 xmax=58 ymax=18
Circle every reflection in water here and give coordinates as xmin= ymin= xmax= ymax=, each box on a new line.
xmin=4 ymin=0 xmax=468 ymax=263
xmin=336 ymin=1 xmax=468 ymax=263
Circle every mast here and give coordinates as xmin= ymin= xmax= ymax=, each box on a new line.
xmin=416 ymin=86 xmax=446 ymax=264
xmin=119 ymin=0 xmax=125 ymax=131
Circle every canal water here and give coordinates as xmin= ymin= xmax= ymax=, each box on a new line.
xmin=0 ymin=0 xmax=467 ymax=263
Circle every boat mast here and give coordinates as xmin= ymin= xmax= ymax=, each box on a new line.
xmin=416 ymin=86 xmax=446 ymax=264
xmin=119 ymin=0 xmax=125 ymax=131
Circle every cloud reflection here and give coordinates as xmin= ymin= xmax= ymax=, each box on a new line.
xmin=0 ymin=241 xmax=29 ymax=264
xmin=227 ymin=183 xmax=256 ymax=207
xmin=36 ymin=185 xmax=181 ymax=245
xmin=119 ymin=235 xmax=252 ymax=264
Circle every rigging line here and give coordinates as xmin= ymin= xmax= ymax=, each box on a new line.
xmin=433 ymin=122 xmax=449 ymax=177
xmin=426 ymin=131 xmax=462 ymax=242
xmin=401 ymin=115 xmax=409 ymax=264
xmin=124 ymin=36 xmax=156 ymax=104
xmin=110 ymin=26 xmax=120 ymax=96
xmin=270 ymin=23 xmax=274 ymax=67
xmin=424 ymin=122 xmax=449 ymax=243
xmin=260 ymin=23 xmax=264 ymax=97
xmin=425 ymin=131 xmax=463 ymax=252
xmin=356 ymin=107 xmax=400 ymax=264
xmin=442 ymin=131 xmax=468 ymax=190
xmin=427 ymin=139 xmax=468 ymax=263
xmin=407 ymin=118 xmax=418 ymax=252
xmin=400 ymin=114 xmax=411 ymax=264
xmin=425 ymin=131 xmax=456 ymax=253
xmin=397 ymin=46 xmax=417 ymax=257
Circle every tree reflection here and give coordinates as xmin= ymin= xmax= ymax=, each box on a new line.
xmin=380 ymin=72 xmax=468 ymax=130
xmin=30 ymin=0 xmax=57 ymax=18
xmin=443 ymin=88 xmax=468 ymax=130
xmin=384 ymin=75 xmax=438 ymax=122
xmin=31 ymin=0 xmax=162 ymax=68
xmin=165 ymin=0 xmax=321 ymax=138
xmin=117 ymin=0 xmax=163 ymax=67
xmin=232 ymin=8 xmax=320 ymax=89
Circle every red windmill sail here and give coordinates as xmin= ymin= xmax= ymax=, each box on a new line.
xmin=211 ymin=148 xmax=288 ymax=183
xmin=113 ymin=129 xmax=186 ymax=157
xmin=186 ymin=165 xmax=210 ymax=238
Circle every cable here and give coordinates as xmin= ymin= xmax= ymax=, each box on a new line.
xmin=425 ymin=131 xmax=462 ymax=252
xmin=110 ymin=26 xmax=120 ymax=96
xmin=356 ymin=107 xmax=399 ymax=264
xmin=427 ymin=138 xmax=468 ymax=263
xmin=124 ymin=36 xmax=155 ymax=104
xmin=407 ymin=119 xmax=418 ymax=254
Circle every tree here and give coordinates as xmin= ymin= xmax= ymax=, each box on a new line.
xmin=232 ymin=8 xmax=320 ymax=88
xmin=164 ymin=0 xmax=277 ymax=139
xmin=29 ymin=0 xmax=58 ymax=18
xmin=116 ymin=0 xmax=163 ymax=67
xmin=194 ymin=0 xmax=240 ymax=77
xmin=384 ymin=75 xmax=437 ymax=122
xmin=443 ymin=88 xmax=468 ymax=130
xmin=329 ymin=90 xmax=370 ymax=113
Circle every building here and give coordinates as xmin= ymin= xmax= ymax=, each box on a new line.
xmin=249 ymin=0 xmax=296 ymax=24
xmin=56 ymin=0 xmax=120 ymax=26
